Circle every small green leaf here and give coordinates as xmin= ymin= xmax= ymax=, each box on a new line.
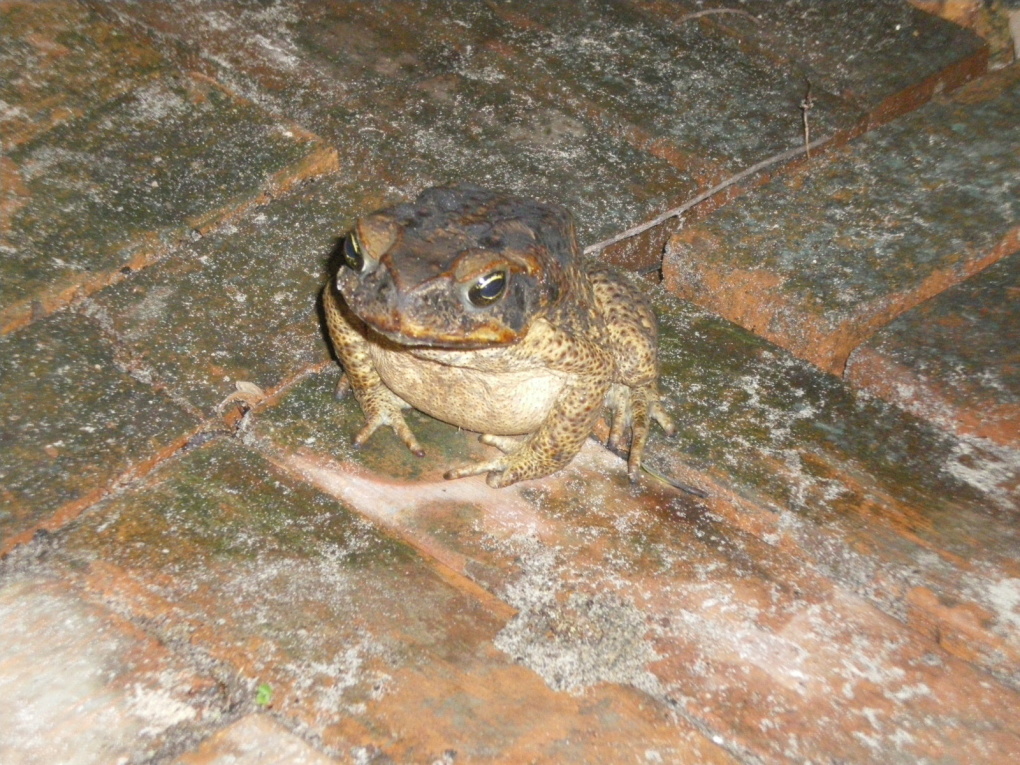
xmin=255 ymin=682 xmax=273 ymax=707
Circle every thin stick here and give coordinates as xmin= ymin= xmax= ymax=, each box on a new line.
xmin=583 ymin=134 xmax=831 ymax=256
xmin=800 ymin=81 xmax=814 ymax=159
xmin=676 ymin=9 xmax=759 ymax=24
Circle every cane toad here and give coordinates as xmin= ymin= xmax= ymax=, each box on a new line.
xmin=322 ymin=184 xmax=673 ymax=487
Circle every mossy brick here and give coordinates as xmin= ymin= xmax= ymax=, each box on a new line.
xmin=99 ymin=0 xmax=987 ymax=263
xmin=633 ymin=0 xmax=988 ymax=124
xmin=846 ymin=251 xmax=1020 ymax=450
xmin=89 ymin=0 xmax=378 ymax=153
xmin=59 ymin=439 xmax=734 ymax=764
xmin=311 ymin=0 xmax=845 ymax=213
xmin=81 ymin=175 xmax=391 ymax=417
xmin=1 ymin=71 xmax=335 ymax=334
xmin=482 ymin=0 xmax=863 ymax=175
xmin=357 ymin=76 xmax=693 ymax=249
xmin=664 ymin=63 xmax=1020 ymax=374
xmin=0 ymin=311 xmax=199 ymax=556
xmin=252 ymin=367 xmax=496 ymax=487
xmin=92 ymin=0 xmax=694 ymax=248
xmin=644 ymin=286 xmax=1020 ymax=684
xmin=256 ymin=285 xmax=1019 ymax=686
xmin=247 ymin=371 xmax=1020 ymax=763
xmin=0 ymin=573 xmax=225 ymax=764
xmin=0 ymin=1 xmax=162 ymax=148
xmin=910 ymin=0 xmax=1016 ymax=68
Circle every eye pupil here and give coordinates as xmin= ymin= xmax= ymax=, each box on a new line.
xmin=468 ymin=270 xmax=507 ymax=306
xmin=343 ymin=236 xmax=364 ymax=272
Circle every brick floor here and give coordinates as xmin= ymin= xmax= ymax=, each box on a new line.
xmin=0 ymin=312 xmax=199 ymax=555
xmin=90 ymin=0 xmax=986 ymax=269
xmin=57 ymin=439 xmax=735 ymax=764
xmin=250 ymin=370 xmax=1020 ymax=762
xmin=0 ymin=572 xmax=226 ymax=763
xmin=172 ymin=716 xmax=336 ymax=765
xmin=635 ymin=0 xmax=988 ymax=125
xmin=2 ymin=1 xmax=1018 ymax=763
xmin=663 ymin=62 xmax=1020 ymax=375
xmin=644 ymin=289 xmax=1020 ymax=686
xmin=846 ymin=251 xmax=1020 ymax=449
xmin=0 ymin=2 xmax=162 ymax=149
xmin=79 ymin=176 xmax=360 ymax=416
xmin=1 ymin=1 xmax=335 ymax=333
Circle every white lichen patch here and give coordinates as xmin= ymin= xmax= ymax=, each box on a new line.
xmin=126 ymin=80 xmax=192 ymax=123
xmin=985 ymin=578 xmax=1020 ymax=633
xmin=493 ymin=537 xmax=661 ymax=695
xmin=128 ymin=683 xmax=198 ymax=737
xmin=962 ymin=571 xmax=1020 ymax=641
xmin=284 ymin=637 xmax=393 ymax=716
xmin=0 ymin=578 xmax=207 ymax=763
xmin=944 ymin=434 xmax=1020 ymax=511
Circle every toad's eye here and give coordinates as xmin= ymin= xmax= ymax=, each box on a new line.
xmin=342 ymin=235 xmax=364 ymax=273
xmin=467 ymin=270 xmax=507 ymax=307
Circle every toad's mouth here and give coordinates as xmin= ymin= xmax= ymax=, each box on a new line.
xmin=357 ymin=311 xmax=520 ymax=350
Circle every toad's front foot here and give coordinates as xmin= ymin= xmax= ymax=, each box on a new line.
xmin=352 ymin=384 xmax=425 ymax=457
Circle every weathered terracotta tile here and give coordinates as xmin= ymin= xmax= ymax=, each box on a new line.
xmin=646 ymin=289 xmax=1020 ymax=684
xmin=485 ymin=0 xmax=863 ymax=173
xmin=249 ymin=368 xmax=1020 ymax=763
xmin=909 ymin=0 xmax=1016 ymax=67
xmin=633 ymin=0 xmax=988 ymax=124
xmin=89 ymin=0 xmax=988 ymax=278
xmin=1 ymin=68 xmax=335 ymax=334
xmin=173 ymin=715 xmax=334 ymax=765
xmin=846 ymin=227 xmax=1020 ymax=450
xmin=81 ymin=175 xmax=384 ymax=417
xmin=93 ymin=0 xmax=695 ymax=247
xmin=60 ymin=439 xmax=734 ymax=763
xmin=0 ymin=312 xmax=198 ymax=556
xmin=0 ymin=573 xmax=225 ymax=765
xmin=0 ymin=1 xmax=162 ymax=148
xmin=663 ymin=63 xmax=1020 ymax=375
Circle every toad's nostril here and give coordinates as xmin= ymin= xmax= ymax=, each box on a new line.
xmin=364 ymin=267 xmax=397 ymax=304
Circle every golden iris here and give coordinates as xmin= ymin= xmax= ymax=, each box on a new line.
xmin=467 ymin=270 xmax=507 ymax=306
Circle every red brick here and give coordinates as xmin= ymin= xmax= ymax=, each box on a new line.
xmin=633 ymin=0 xmax=987 ymax=126
xmin=60 ymin=439 xmax=735 ymax=764
xmin=646 ymin=288 xmax=1020 ymax=686
xmin=0 ymin=2 xmax=162 ymax=148
xmin=251 ymin=370 xmax=1020 ymax=764
xmin=90 ymin=0 xmax=694 ymax=250
xmin=0 ymin=574 xmax=224 ymax=764
xmin=663 ymin=64 xmax=1020 ymax=375
xmin=1 ymin=19 xmax=335 ymax=335
xmin=846 ymin=253 xmax=1020 ymax=449
xmin=0 ymin=312 xmax=198 ymax=556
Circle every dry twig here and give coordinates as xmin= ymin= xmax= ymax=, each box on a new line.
xmin=800 ymin=80 xmax=814 ymax=158
xmin=583 ymin=134 xmax=831 ymax=256
xmin=675 ymin=9 xmax=759 ymax=25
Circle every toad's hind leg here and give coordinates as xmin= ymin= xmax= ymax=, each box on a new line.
xmin=607 ymin=383 xmax=675 ymax=480
xmin=322 ymin=281 xmax=425 ymax=456
xmin=590 ymin=266 xmax=674 ymax=479
xmin=445 ymin=371 xmax=610 ymax=487
xmin=445 ymin=318 xmax=614 ymax=487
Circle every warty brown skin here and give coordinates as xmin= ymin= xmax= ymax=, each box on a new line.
xmin=322 ymin=184 xmax=673 ymax=487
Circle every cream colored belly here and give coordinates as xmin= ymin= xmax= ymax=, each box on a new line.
xmin=369 ymin=345 xmax=564 ymax=435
